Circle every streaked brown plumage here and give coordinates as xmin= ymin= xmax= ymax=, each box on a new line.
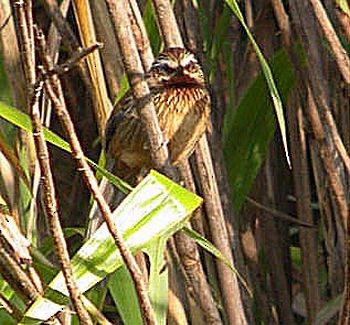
xmin=105 ymin=47 xmax=211 ymax=179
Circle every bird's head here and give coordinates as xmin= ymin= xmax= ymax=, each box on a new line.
xmin=147 ymin=47 xmax=205 ymax=88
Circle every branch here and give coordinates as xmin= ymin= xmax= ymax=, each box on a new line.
xmin=308 ymin=0 xmax=350 ymax=84
xmin=13 ymin=1 xmax=92 ymax=323
xmin=151 ymin=0 xmax=183 ymax=48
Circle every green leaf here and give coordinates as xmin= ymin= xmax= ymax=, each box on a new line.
xmin=145 ymin=237 xmax=168 ymax=325
xmin=20 ymin=170 xmax=202 ymax=324
xmin=0 ymin=275 xmax=26 ymax=324
xmin=336 ymin=0 xmax=350 ymax=15
xmin=109 ymin=266 xmax=143 ymax=325
xmin=183 ymin=227 xmax=252 ymax=297
xmin=0 ymin=101 xmax=132 ymax=193
xmin=225 ymin=0 xmax=290 ymax=166
xmin=143 ymin=0 xmax=162 ymax=54
xmin=224 ymin=49 xmax=295 ymax=211
xmin=109 ymin=239 xmax=168 ymax=325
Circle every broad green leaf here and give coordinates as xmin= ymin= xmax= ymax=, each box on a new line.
xmin=109 ymin=238 xmax=168 ymax=325
xmin=225 ymin=0 xmax=290 ymax=166
xmin=20 ymin=171 xmax=202 ymax=324
xmin=224 ymin=49 xmax=294 ymax=211
xmin=0 ymin=101 xmax=131 ymax=193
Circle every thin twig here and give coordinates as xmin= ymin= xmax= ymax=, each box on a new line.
xmin=14 ymin=2 xmax=92 ymax=323
xmin=246 ymin=197 xmax=315 ymax=228
xmin=0 ymin=239 xmax=40 ymax=303
xmin=31 ymin=77 xmax=93 ymax=324
xmin=30 ymin=1 xmax=92 ymax=320
xmin=41 ymin=0 xmax=80 ymax=50
xmin=44 ymin=42 xmax=103 ymax=77
xmin=33 ymin=72 xmax=93 ymax=325
xmin=0 ymin=13 xmax=10 ymax=31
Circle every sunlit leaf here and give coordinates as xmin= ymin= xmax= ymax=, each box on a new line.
xmin=0 ymin=101 xmax=131 ymax=193
xmin=20 ymin=171 xmax=202 ymax=324
xmin=145 ymin=237 xmax=168 ymax=325
xmin=109 ymin=266 xmax=143 ymax=325
xmin=336 ymin=0 xmax=350 ymax=15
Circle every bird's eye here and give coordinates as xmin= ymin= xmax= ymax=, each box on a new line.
xmin=152 ymin=62 xmax=176 ymax=75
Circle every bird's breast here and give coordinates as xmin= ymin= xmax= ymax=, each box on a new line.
xmin=153 ymin=86 xmax=210 ymax=140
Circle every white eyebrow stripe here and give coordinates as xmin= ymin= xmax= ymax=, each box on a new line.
xmin=180 ymin=54 xmax=197 ymax=67
xmin=153 ymin=59 xmax=177 ymax=69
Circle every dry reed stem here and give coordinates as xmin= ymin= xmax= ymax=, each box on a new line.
xmin=72 ymin=0 xmax=112 ymax=134
xmin=43 ymin=62 xmax=152 ymax=324
xmin=127 ymin=2 xmax=221 ymax=321
xmin=308 ymin=0 xmax=350 ymax=84
xmin=33 ymin=32 xmax=93 ymax=325
xmin=150 ymin=1 xmax=248 ymax=323
xmin=270 ymin=0 xmax=322 ymax=320
xmin=13 ymin=1 xmax=92 ymax=323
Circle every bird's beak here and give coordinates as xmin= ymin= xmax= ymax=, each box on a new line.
xmin=171 ymin=66 xmax=182 ymax=77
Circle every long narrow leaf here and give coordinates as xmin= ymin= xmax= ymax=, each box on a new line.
xmin=0 ymin=101 xmax=131 ymax=193
xmin=225 ymin=0 xmax=291 ymax=166
xmin=183 ymin=227 xmax=252 ymax=297
xmin=109 ymin=266 xmax=143 ymax=325
xmin=224 ymin=50 xmax=294 ymax=211
xmin=145 ymin=237 xmax=168 ymax=325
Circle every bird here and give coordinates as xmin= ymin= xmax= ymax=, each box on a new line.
xmin=104 ymin=47 xmax=211 ymax=181
xmin=87 ymin=47 xmax=210 ymax=236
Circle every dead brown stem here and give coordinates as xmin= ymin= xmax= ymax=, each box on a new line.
xmin=13 ymin=1 xmax=92 ymax=323
xmin=151 ymin=0 xmax=183 ymax=48
xmin=0 ymin=238 xmax=40 ymax=303
xmin=308 ymin=0 xmax=350 ymax=84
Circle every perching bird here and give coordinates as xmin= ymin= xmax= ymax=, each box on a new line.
xmin=104 ymin=47 xmax=211 ymax=180
xmin=87 ymin=48 xmax=210 ymax=236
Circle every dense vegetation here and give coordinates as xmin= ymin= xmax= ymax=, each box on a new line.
xmin=0 ymin=0 xmax=349 ymax=324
